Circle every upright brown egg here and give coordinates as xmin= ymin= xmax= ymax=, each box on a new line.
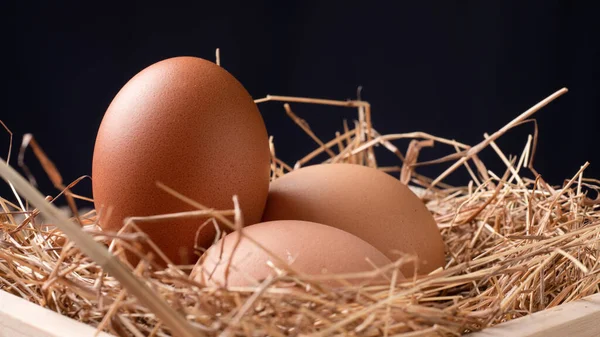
xmin=92 ymin=56 xmax=270 ymax=265
xmin=261 ymin=163 xmax=445 ymax=276
xmin=192 ymin=220 xmax=394 ymax=287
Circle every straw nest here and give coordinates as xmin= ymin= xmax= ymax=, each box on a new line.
xmin=1 ymin=86 xmax=599 ymax=337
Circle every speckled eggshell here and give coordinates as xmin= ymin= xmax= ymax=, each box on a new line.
xmin=261 ymin=163 xmax=445 ymax=276
xmin=192 ymin=220 xmax=394 ymax=287
xmin=92 ymin=56 xmax=270 ymax=265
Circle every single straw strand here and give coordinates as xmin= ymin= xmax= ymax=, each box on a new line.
xmin=428 ymin=88 xmax=568 ymax=191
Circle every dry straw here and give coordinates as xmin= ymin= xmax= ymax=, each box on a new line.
xmin=1 ymin=86 xmax=599 ymax=337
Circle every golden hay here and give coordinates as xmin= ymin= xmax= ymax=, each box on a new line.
xmin=1 ymin=87 xmax=600 ymax=336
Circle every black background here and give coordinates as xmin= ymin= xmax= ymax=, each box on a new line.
xmin=3 ymin=1 xmax=599 ymax=205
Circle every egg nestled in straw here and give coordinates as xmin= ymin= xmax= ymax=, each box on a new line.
xmin=91 ymin=56 xmax=271 ymax=265
xmin=192 ymin=220 xmax=394 ymax=287
xmin=261 ymin=163 xmax=446 ymax=276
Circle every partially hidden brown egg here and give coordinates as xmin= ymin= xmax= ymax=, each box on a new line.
xmin=261 ymin=163 xmax=445 ymax=276
xmin=92 ymin=56 xmax=270 ymax=265
xmin=192 ymin=220 xmax=394 ymax=287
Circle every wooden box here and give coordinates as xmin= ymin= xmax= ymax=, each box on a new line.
xmin=1 ymin=288 xmax=599 ymax=337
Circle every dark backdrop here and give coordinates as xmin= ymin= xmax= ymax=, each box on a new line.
xmin=3 ymin=1 xmax=599 ymax=204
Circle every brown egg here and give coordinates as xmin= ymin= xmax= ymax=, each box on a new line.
xmin=192 ymin=220 xmax=394 ymax=287
xmin=261 ymin=163 xmax=445 ymax=276
xmin=92 ymin=56 xmax=270 ymax=265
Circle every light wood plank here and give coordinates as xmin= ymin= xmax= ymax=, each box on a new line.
xmin=0 ymin=290 xmax=113 ymax=337
xmin=469 ymin=292 xmax=600 ymax=337
xmin=2 ymin=287 xmax=599 ymax=336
